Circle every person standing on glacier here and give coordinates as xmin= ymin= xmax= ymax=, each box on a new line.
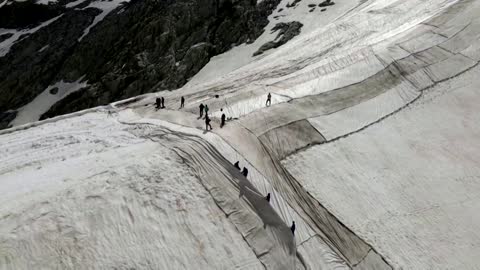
xmin=205 ymin=115 xmax=212 ymax=131
xmin=266 ymin=93 xmax=272 ymax=107
xmin=242 ymin=167 xmax=248 ymax=178
xmin=180 ymin=96 xmax=185 ymax=108
xmin=220 ymin=109 xmax=226 ymax=128
xmin=204 ymin=104 xmax=209 ymax=117
xmin=199 ymin=103 xmax=204 ymax=118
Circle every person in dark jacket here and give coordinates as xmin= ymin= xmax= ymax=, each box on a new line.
xmin=205 ymin=116 xmax=212 ymax=131
xmin=242 ymin=167 xmax=248 ymax=177
xmin=220 ymin=109 xmax=226 ymax=128
xmin=199 ymin=103 xmax=204 ymax=117
xmin=155 ymin=98 xmax=161 ymax=109
xmin=290 ymin=221 xmax=296 ymax=235
xmin=234 ymin=161 xmax=240 ymax=170
xmin=266 ymin=93 xmax=272 ymax=107
xmin=161 ymin=97 xmax=165 ymax=108
xmin=265 ymin=193 xmax=271 ymax=202
xmin=180 ymin=96 xmax=185 ymax=108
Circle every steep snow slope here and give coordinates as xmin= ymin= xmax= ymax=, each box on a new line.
xmin=187 ymin=0 xmax=362 ymax=86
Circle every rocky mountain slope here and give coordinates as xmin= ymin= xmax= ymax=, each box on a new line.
xmin=0 ymin=0 xmax=282 ymax=128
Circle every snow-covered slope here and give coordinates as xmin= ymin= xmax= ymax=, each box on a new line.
xmin=2 ymin=0 xmax=480 ymax=269
xmin=0 ymin=112 xmax=266 ymax=269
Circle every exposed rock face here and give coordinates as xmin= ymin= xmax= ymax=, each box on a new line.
xmin=0 ymin=7 xmax=101 ymax=114
xmin=0 ymin=0 xmax=65 ymax=29
xmin=0 ymin=33 xmax=13 ymax=43
xmin=0 ymin=111 xmax=16 ymax=129
xmin=0 ymin=0 xmax=282 ymax=124
xmin=253 ymin=21 xmax=303 ymax=56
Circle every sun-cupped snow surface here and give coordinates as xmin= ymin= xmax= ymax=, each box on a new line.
xmin=0 ymin=112 xmax=264 ymax=270
xmin=0 ymin=15 xmax=62 ymax=57
xmin=78 ymin=0 xmax=129 ymax=41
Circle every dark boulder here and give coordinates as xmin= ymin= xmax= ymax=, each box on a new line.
xmin=49 ymin=87 xmax=59 ymax=95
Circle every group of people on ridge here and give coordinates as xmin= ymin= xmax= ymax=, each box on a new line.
xmin=157 ymin=92 xmax=273 ymax=130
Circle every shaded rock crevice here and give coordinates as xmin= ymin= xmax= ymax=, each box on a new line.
xmin=253 ymin=21 xmax=303 ymax=56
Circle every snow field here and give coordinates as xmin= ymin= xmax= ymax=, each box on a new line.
xmin=282 ymin=63 xmax=480 ymax=269
xmin=0 ymin=112 xmax=264 ymax=269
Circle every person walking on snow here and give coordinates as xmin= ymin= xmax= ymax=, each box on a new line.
xmin=161 ymin=97 xmax=165 ymax=108
xmin=266 ymin=93 xmax=272 ymax=107
xmin=205 ymin=116 xmax=212 ymax=131
xmin=242 ymin=167 xmax=248 ymax=178
xmin=199 ymin=103 xmax=204 ymax=117
xmin=155 ymin=98 xmax=161 ymax=109
xmin=204 ymin=104 xmax=209 ymax=117
xmin=265 ymin=193 xmax=271 ymax=202
xmin=180 ymin=96 xmax=185 ymax=108
xmin=290 ymin=221 xmax=296 ymax=235
xmin=220 ymin=109 xmax=226 ymax=128
xmin=234 ymin=161 xmax=240 ymax=170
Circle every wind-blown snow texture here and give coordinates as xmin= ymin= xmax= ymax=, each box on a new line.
xmin=1 ymin=0 xmax=480 ymax=269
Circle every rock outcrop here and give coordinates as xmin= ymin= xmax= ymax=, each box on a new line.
xmin=253 ymin=21 xmax=303 ymax=56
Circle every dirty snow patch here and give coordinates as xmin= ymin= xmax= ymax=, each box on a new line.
xmin=11 ymin=78 xmax=88 ymax=126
